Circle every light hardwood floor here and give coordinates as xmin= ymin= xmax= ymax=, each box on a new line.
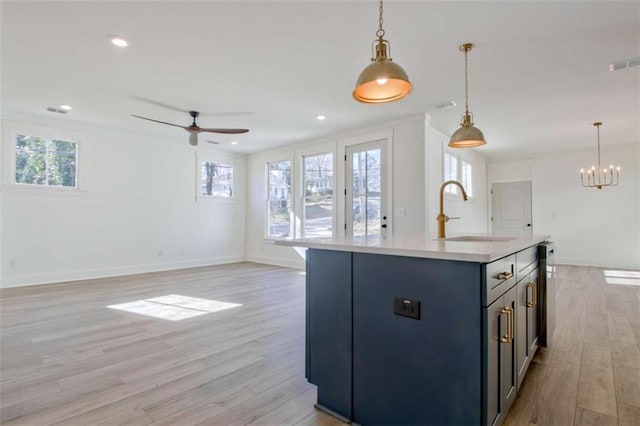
xmin=1 ymin=262 xmax=638 ymax=425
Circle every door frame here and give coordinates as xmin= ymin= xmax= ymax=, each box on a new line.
xmin=337 ymin=130 xmax=393 ymax=238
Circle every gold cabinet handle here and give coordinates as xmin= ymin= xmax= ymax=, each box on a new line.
xmin=526 ymin=282 xmax=537 ymax=307
xmin=497 ymin=271 xmax=513 ymax=280
xmin=499 ymin=306 xmax=514 ymax=343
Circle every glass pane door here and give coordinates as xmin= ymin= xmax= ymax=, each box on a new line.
xmin=346 ymin=140 xmax=387 ymax=239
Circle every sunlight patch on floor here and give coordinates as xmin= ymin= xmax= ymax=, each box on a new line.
xmin=107 ymin=294 xmax=242 ymax=321
xmin=604 ymin=270 xmax=640 ymax=286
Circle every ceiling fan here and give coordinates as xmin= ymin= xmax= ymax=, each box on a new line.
xmin=131 ymin=111 xmax=249 ymax=146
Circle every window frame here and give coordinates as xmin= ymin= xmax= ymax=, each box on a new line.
xmin=3 ymin=121 xmax=85 ymax=194
xmin=301 ymin=151 xmax=335 ymax=238
xmin=265 ymin=158 xmax=293 ymax=239
xmin=195 ymin=152 xmax=239 ymax=202
xmin=443 ymin=150 xmax=474 ymax=199
xmin=13 ymin=134 xmax=79 ymax=189
xmin=199 ymin=161 xmax=234 ymax=198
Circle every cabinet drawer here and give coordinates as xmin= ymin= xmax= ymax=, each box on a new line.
xmin=516 ymin=246 xmax=538 ymax=283
xmin=483 ymin=254 xmax=516 ymax=306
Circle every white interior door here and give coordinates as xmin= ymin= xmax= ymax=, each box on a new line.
xmin=491 ymin=181 xmax=532 ymax=236
xmin=345 ymin=140 xmax=388 ymax=239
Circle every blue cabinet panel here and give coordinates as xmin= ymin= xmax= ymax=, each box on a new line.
xmin=306 ymin=249 xmax=352 ymax=418
xmin=352 ymin=253 xmax=482 ymax=425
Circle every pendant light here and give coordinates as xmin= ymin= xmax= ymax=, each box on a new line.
xmin=580 ymin=122 xmax=621 ymax=189
xmin=449 ymin=43 xmax=486 ymax=148
xmin=353 ymin=0 xmax=413 ymax=104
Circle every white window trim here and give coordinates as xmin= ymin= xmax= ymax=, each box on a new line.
xmin=195 ymin=152 xmax=239 ymax=203
xmin=3 ymin=120 xmax=86 ymax=194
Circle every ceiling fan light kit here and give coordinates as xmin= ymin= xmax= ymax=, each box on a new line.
xmin=353 ymin=0 xmax=413 ymax=104
xmin=131 ymin=110 xmax=249 ymax=146
xmin=580 ymin=122 xmax=620 ymax=189
xmin=449 ymin=43 xmax=487 ymax=148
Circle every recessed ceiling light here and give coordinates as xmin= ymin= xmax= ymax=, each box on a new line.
xmin=231 ymin=141 xmax=238 ymax=145
xmin=59 ymin=104 xmax=72 ymax=111
xmin=316 ymin=115 xmax=326 ymax=121
xmin=111 ymin=37 xmax=129 ymax=48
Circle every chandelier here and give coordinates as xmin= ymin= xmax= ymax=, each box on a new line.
xmin=580 ymin=122 xmax=620 ymax=189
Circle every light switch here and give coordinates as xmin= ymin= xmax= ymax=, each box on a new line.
xmin=395 ymin=208 xmax=407 ymax=217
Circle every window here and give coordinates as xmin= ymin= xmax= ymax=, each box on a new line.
xmin=443 ymin=151 xmax=474 ymax=197
xmin=303 ymin=153 xmax=333 ymax=238
xmin=461 ymin=160 xmax=473 ymax=198
xmin=15 ymin=135 xmax=77 ymax=187
xmin=201 ymin=162 xmax=233 ymax=197
xmin=267 ymin=160 xmax=292 ymax=237
xmin=443 ymin=151 xmax=458 ymax=194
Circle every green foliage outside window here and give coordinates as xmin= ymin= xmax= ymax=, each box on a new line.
xmin=15 ymin=135 xmax=77 ymax=187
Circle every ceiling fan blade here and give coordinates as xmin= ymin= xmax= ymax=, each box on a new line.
xmin=199 ymin=128 xmax=250 ymax=134
xmin=131 ymin=96 xmax=190 ymax=113
xmin=202 ymin=111 xmax=256 ymax=117
xmin=189 ymin=132 xmax=198 ymax=146
xmin=131 ymin=115 xmax=188 ymax=130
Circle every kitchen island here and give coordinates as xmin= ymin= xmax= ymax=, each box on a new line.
xmin=276 ymin=233 xmax=551 ymax=426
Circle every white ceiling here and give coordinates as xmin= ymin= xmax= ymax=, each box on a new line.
xmin=2 ymin=1 xmax=639 ymax=157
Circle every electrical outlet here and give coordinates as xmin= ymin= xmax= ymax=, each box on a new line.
xmin=393 ymin=297 xmax=421 ymax=320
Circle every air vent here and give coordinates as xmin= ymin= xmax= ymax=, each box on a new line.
xmin=434 ymin=100 xmax=456 ymax=110
xmin=46 ymin=107 xmax=68 ymax=114
xmin=609 ymin=56 xmax=640 ymax=71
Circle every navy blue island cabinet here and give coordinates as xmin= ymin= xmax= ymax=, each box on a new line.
xmin=305 ymin=245 xmax=542 ymax=426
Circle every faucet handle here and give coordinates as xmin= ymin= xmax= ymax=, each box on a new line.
xmin=448 ymin=217 xmax=461 ymax=220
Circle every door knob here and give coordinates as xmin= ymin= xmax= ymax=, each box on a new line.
xmin=527 ymin=224 xmax=532 ymax=227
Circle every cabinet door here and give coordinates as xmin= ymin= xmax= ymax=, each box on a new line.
xmin=516 ymin=279 xmax=529 ymax=390
xmin=484 ymin=285 xmax=517 ymax=426
xmin=501 ymin=286 xmax=518 ymax=420
xmin=527 ymin=268 xmax=539 ymax=355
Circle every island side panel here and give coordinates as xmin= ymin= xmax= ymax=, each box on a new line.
xmin=352 ymin=253 xmax=482 ymax=425
xmin=306 ymin=248 xmax=353 ymax=419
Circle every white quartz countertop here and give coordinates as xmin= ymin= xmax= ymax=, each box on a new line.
xmin=275 ymin=233 xmax=551 ymax=263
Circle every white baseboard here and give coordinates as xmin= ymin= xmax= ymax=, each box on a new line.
xmin=1 ymin=256 xmax=245 ymax=288
xmin=245 ymin=255 xmax=305 ymax=270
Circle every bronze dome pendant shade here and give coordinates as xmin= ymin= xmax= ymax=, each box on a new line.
xmin=353 ymin=0 xmax=413 ymax=104
xmin=449 ymin=43 xmax=487 ymax=148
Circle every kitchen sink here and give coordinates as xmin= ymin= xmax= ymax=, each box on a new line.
xmin=443 ymin=235 xmax=517 ymax=242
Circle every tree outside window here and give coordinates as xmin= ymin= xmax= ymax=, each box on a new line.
xmin=201 ymin=162 xmax=233 ymax=197
xmin=15 ymin=135 xmax=77 ymax=187
xmin=303 ymin=153 xmax=333 ymax=238
xmin=267 ymin=160 xmax=292 ymax=237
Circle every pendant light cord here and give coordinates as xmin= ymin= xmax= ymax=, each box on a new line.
xmin=464 ymin=47 xmax=469 ymax=115
xmin=596 ymin=123 xmax=601 ymax=172
xmin=376 ymin=0 xmax=385 ymax=38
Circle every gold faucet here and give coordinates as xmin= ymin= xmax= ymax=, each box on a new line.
xmin=437 ymin=180 xmax=468 ymax=238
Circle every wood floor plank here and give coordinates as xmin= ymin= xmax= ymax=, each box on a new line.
xmin=574 ymin=407 xmax=617 ymax=426
xmin=1 ymin=262 xmax=638 ymax=426
xmin=576 ymin=343 xmax=617 ymax=417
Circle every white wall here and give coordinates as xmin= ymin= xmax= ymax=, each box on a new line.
xmin=1 ymin=118 xmax=247 ymax=287
xmin=487 ymin=142 xmax=640 ymax=269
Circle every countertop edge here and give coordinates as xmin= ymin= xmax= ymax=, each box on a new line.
xmin=275 ymin=234 xmax=550 ymax=263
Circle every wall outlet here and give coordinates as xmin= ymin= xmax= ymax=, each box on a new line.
xmin=394 ymin=297 xmax=421 ymax=320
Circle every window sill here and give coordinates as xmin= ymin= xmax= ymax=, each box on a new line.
xmin=2 ymin=183 xmax=88 ymax=197
xmin=196 ymin=196 xmax=241 ymax=203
